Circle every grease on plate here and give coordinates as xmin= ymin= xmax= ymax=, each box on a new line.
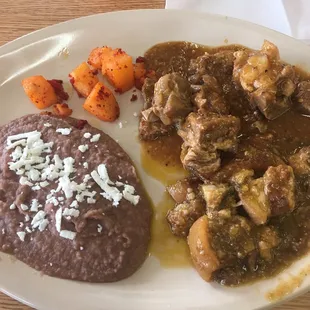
xmin=266 ymin=264 xmax=310 ymax=301
xmin=140 ymin=133 xmax=190 ymax=266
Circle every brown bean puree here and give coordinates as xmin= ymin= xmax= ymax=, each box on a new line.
xmin=140 ymin=41 xmax=310 ymax=286
xmin=0 ymin=114 xmax=152 ymax=282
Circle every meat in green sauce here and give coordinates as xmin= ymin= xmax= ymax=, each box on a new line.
xmin=139 ymin=40 xmax=310 ymax=286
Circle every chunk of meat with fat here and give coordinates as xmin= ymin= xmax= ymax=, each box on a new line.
xmin=141 ymin=107 xmax=159 ymax=122
xmin=188 ymin=215 xmax=256 ymax=282
xmin=141 ymin=77 xmax=155 ymax=110
xmin=289 ymin=146 xmax=310 ymax=175
xmin=231 ymin=165 xmax=295 ymax=224
xmin=293 ymin=81 xmax=310 ymax=115
xmin=166 ymin=198 xmax=205 ymax=237
xmin=178 ymin=112 xmax=240 ymax=179
xmin=187 ymin=215 xmax=220 ymax=281
xmin=200 ymin=183 xmax=234 ymax=210
xmin=211 ymin=143 xmax=285 ymax=183
xmin=233 ymin=40 xmax=296 ymax=120
xmin=138 ymin=117 xmax=174 ymax=140
xmin=180 ymin=144 xmax=221 ymax=179
xmin=153 ymin=73 xmax=192 ymax=125
xmin=258 ymin=226 xmax=280 ymax=261
xmin=178 ymin=112 xmax=241 ymax=152
xmin=191 ymin=75 xmax=230 ymax=115
xmin=263 ymin=165 xmax=295 ymax=216
xmin=232 ymin=169 xmax=270 ymax=225
xmin=188 ymin=50 xmax=235 ymax=85
xmin=167 ymin=179 xmax=192 ymax=204
xmin=208 ymin=215 xmax=255 ymax=264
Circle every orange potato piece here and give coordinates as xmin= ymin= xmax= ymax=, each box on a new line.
xmin=69 ymin=62 xmax=99 ymax=98
xmin=101 ymin=46 xmax=114 ymax=75
xmin=102 ymin=48 xmax=134 ymax=93
xmin=87 ymin=47 xmax=103 ymax=69
xmin=22 ymin=75 xmax=58 ymax=109
xmin=83 ymin=82 xmax=120 ymax=122
xmin=53 ymin=103 xmax=73 ymax=118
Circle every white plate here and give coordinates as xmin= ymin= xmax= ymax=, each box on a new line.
xmin=0 ymin=9 xmax=310 ymax=310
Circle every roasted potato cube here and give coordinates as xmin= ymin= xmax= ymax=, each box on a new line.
xmin=87 ymin=47 xmax=103 ymax=69
xmin=69 ymin=62 xmax=99 ymax=97
xmin=83 ymin=82 xmax=120 ymax=122
xmin=22 ymin=75 xmax=58 ymax=109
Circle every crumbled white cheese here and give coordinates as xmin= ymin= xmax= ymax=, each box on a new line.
xmin=11 ymin=146 xmax=23 ymax=161
xmin=19 ymin=222 xmax=24 ymax=228
xmin=25 ymin=214 xmax=30 ymax=222
xmin=83 ymin=174 xmax=91 ymax=183
xmin=83 ymin=132 xmax=91 ymax=139
xmin=44 ymin=123 xmax=52 ymax=127
xmin=30 ymin=199 xmax=39 ymax=212
xmin=60 ymin=230 xmax=76 ymax=240
xmin=56 ymin=128 xmax=72 ymax=135
xmin=55 ymin=208 xmax=62 ymax=232
xmin=28 ymin=169 xmax=41 ymax=182
xmin=2 ymin=228 xmax=5 ymax=235
xmin=97 ymin=224 xmax=103 ymax=233
xmin=30 ymin=199 xmax=42 ymax=212
xmin=17 ymin=231 xmax=26 ymax=242
xmin=49 ymin=262 xmax=53 ymax=266
xmin=122 ymin=184 xmax=140 ymax=206
xmin=7 ymin=131 xmax=40 ymax=146
xmin=46 ymin=196 xmax=59 ymax=206
xmin=9 ymin=203 xmax=16 ymax=210
xmin=31 ymin=210 xmax=46 ymax=228
xmin=32 ymin=185 xmax=41 ymax=191
xmin=118 ymin=122 xmax=123 ymax=129
xmin=58 ymin=197 xmax=64 ymax=202
xmin=78 ymin=145 xmax=89 ymax=153
xmin=118 ymin=175 xmax=122 ymax=180
xmin=7 ymin=139 xmax=26 ymax=150
xmin=38 ymin=219 xmax=49 ymax=231
xmin=133 ymin=112 xmax=138 ymax=117
xmin=115 ymin=181 xmax=124 ymax=187
xmin=63 ymin=208 xmax=80 ymax=218
xmin=91 ymin=165 xmax=122 ymax=206
xmin=90 ymin=134 xmax=100 ymax=143
xmin=83 ymin=162 xmax=89 ymax=169
xmin=63 ymin=157 xmax=75 ymax=175
xmin=80 ymin=246 xmax=84 ymax=251
xmin=20 ymin=204 xmax=29 ymax=211
xmin=25 ymin=227 xmax=32 ymax=233
xmin=70 ymin=200 xmax=78 ymax=208
xmin=40 ymin=181 xmax=49 ymax=188
xmin=87 ymin=198 xmax=96 ymax=204
xmin=20 ymin=176 xmax=34 ymax=186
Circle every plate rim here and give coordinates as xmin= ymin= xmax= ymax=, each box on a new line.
xmin=1 ymin=8 xmax=310 ymax=310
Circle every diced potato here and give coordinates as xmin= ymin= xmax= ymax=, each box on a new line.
xmin=187 ymin=215 xmax=220 ymax=282
xmin=53 ymin=103 xmax=73 ymax=118
xmin=22 ymin=75 xmax=58 ymax=109
xmin=83 ymin=82 xmax=120 ymax=122
xmin=101 ymin=48 xmax=134 ymax=93
xmin=101 ymin=46 xmax=114 ymax=75
xmin=87 ymin=47 xmax=103 ymax=69
xmin=69 ymin=62 xmax=99 ymax=98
